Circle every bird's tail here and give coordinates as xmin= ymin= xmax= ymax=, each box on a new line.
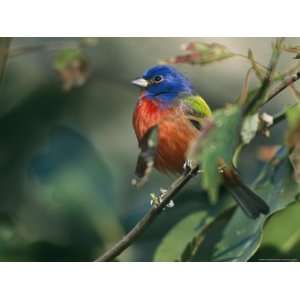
xmin=221 ymin=165 xmax=270 ymax=219
xmin=226 ymin=180 xmax=269 ymax=219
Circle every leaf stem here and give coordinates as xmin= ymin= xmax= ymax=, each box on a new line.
xmin=234 ymin=53 xmax=269 ymax=72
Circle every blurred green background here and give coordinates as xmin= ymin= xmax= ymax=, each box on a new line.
xmin=0 ymin=37 xmax=299 ymax=261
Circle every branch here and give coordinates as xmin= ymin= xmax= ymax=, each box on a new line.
xmin=268 ymin=103 xmax=298 ymax=129
xmin=243 ymin=38 xmax=284 ymax=115
xmin=261 ymin=71 xmax=300 ymax=107
xmin=95 ymin=165 xmax=200 ymax=262
xmin=234 ymin=52 xmax=268 ymax=80
xmin=260 ymin=72 xmax=300 ymax=129
xmin=273 ymin=109 xmax=289 ymax=127
xmin=234 ymin=71 xmax=299 ymax=168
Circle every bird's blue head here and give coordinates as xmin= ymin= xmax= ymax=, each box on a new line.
xmin=132 ymin=65 xmax=193 ymax=104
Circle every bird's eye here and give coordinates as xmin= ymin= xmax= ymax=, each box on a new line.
xmin=153 ymin=75 xmax=163 ymax=83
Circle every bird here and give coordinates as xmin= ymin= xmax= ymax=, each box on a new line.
xmin=131 ymin=65 xmax=269 ymax=219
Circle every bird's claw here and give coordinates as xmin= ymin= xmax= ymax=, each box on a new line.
xmin=150 ymin=188 xmax=175 ymax=209
xmin=183 ymin=160 xmax=203 ymax=175
xmin=183 ymin=160 xmax=194 ymax=174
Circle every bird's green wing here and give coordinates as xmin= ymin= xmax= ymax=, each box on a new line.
xmin=181 ymin=95 xmax=212 ymax=128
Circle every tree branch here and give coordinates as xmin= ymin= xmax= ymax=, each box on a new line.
xmin=261 ymin=71 xmax=300 ymax=107
xmin=95 ymin=165 xmax=200 ymax=262
xmin=260 ymin=72 xmax=300 ymax=129
xmin=243 ymin=38 xmax=284 ymax=115
xmin=268 ymin=103 xmax=298 ymax=129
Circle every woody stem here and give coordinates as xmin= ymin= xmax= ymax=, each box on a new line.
xmin=95 ymin=165 xmax=199 ymax=262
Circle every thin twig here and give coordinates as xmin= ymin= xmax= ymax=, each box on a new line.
xmin=95 ymin=165 xmax=200 ymax=262
xmin=261 ymin=72 xmax=300 ymax=107
xmin=273 ymin=110 xmax=289 ymax=127
xmin=239 ymin=67 xmax=254 ymax=105
xmin=234 ymin=62 xmax=300 ymax=105
xmin=282 ymin=60 xmax=300 ymax=78
xmin=234 ymin=52 xmax=269 ymax=72
xmin=289 ymin=82 xmax=300 ymax=102
xmin=269 ymin=103 xmax=298 ymax=129
xmin=243 ymin=38 xmax=284 ymax=116
xmin=257 ymin=72 xmax=300 ymax=130
xmin=234 ymin=72 xmax=299 ymax=169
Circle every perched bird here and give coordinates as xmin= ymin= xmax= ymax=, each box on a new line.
xmin=132 ymin=65 xmax=269 ymax=218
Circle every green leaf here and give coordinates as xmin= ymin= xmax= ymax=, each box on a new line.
xmin=257 ymin=200 xmax=300 ymax=256
xmin=153 ymin=197 xmax=233 ymax=262
xmin=286 ymin=103 xmax=300 ymax=132
xmin=182 ymin=206 xmax=236 ymax=261
xmin=209 ymin=150 xmax=300 ymax=261
xmin=153 ymin=211 xmax=214 ymax=261
xmin=157 ymin=149 xmax=300 ymax=262
xmin=191 ymin=105 xmax=242 ymax=202
xmin=286 ymin=103 xmax=300 ymax=181
xmin=164 ymin=41 xmax=234 ymax=65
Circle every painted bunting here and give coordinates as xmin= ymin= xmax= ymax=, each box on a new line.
xmin=132 ymin=65 xmax=269 ymax=218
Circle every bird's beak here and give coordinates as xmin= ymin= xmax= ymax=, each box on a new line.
xmin=131 ymin=78 xmax=149 ymax=88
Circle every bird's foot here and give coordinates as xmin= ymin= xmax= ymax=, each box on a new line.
xmin=150 ymin=188 xmax=175 ymax=209
xmin=183 ymin=160 xmax=202 ymax=175
xmin=183 ymin=160 xmax=194 ymax=175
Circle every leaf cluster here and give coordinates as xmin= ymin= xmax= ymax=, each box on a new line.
xmin=154 ymin=38 xmax=300 ymax=261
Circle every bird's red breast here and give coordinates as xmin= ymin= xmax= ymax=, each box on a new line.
xmin=133 ymin=95 xmax=199 ymax=173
